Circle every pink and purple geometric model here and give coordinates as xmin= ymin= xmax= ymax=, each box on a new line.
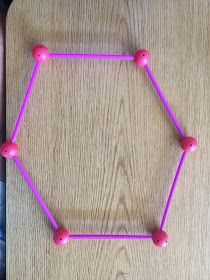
xmin=0 ymin=46 xmax=198 ymax=248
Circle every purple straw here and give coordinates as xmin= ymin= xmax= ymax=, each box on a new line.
xmin=11 ymin=63 xmax=41 ymax=143
xmin=160 ymin=152 xmax=187 ymax=230
xmin=144 ymin=64 xmax=186 ymax=137
xmin=13 ymin=156 xmax=59 ymax=230
xmin=50 ymin=53 xmax=134 ymax=61
xmin=71 ymin=235 xmax=152 ymax=240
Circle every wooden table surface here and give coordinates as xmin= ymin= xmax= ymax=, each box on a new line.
xmin=6 ymin=0 xmax=210 ymax=279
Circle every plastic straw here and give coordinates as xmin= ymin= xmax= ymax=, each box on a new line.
xmin=50 ymin=53 xmax=134 ymax=61
xmin=13 ymin=156 xmax=59 ymax=230
xmin=160 ymin=152 xmax=187 ymax=230
xmin=71 ymin=234 xmax=152 ymax=240
xmin=145 ymin=64 xmax=186 ymax=137
xmin=11 ymin=63 xmax=41 ymax=143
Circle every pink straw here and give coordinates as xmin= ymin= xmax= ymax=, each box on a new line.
xmin=50 ymin=53 xmax=134 ymax=61
xmin=11 ymin=63 xmax=41 ymax=143
xmin=160 ymin=152 xmax=187 ymax=230
xmin=13 ymin=156 xmax=59 ymax=230
xmin=144 ymin=64 xmax=186 ymax=137
xmin=71 ymin=235 xmax=152 ymax=240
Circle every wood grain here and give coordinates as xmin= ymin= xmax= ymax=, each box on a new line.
xmin=6 ymin=0 xmax=210 ymax=279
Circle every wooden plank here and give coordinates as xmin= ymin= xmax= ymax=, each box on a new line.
xmin=6 ymin=0 xmax=210 ymax=279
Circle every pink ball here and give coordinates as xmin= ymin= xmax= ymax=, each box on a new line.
xmin=152 ymin=230 xmax=168 ymax=248
xmin=53 ymin=228 xmax=70 ymax=246
xmin=32 ymin=45 xmax=49 ymax=63
xmin=0 ymin=142 xmax=18 ymax=158
xmin=134 ymin=50 xmax=150 ymax=68
xmin=180 ymin=137 xmax=198 ymax=152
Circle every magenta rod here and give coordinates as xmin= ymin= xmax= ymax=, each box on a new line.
xmin=13 ymin=156 xmax=59 ymax=230
xmin=144 ymin=64 xmax=186 ymax=137
xmin=11 ymin=63 xmax=41 ymax=143
xmin=160 ymin=152 xmax=187 ymax=230
xmin=71 ymin=235 xmax=152 ymax=240
xmin=50 ymin=53 xmax=134 ymax=61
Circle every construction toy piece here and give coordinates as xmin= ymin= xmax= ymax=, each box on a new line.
xmin=134 ymin=49 xmax=150 ymax=67
xmin=53 ymin=228 xmax=70 ymax=246
xmin=2 ymin=45 xmax=198 ymax=248
xmin=180 ymin=136 xmax=198 ymax=152
xmin=32 ymin=45 xmax=49 ymax=63
xmin=0 ymin=142 xmax=18 ymax=158
xmin=152 ymin=230 xmax=168 ymax=248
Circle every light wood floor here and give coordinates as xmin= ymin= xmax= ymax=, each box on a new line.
xmin=6 ymin=0 xmax=210 ymax=279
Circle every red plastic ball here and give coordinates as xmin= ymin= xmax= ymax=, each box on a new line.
xmin=32 ymin=45 xmax=49 ymax=63
xmin=152 ymin=230 xmax=168 ymax=248
xmin=134 ymin=50 xmax=150 ymax=68
xmin=0 ymin=142 xmax=18 ymax=158
xmin=180 ymin=137 xmax=198 ymax=152
xmin=53 ymin=228 xmax=70 ymax=246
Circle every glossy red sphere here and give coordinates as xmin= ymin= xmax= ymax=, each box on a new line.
xmin=32 ymin=45 xmax=49 ymax=63
xmin=53 ymin=228 xmax=70 ymax=246
xmin=134 ymin=50 xmax=150 ymax=67
xmin=0 ymin=142 xmax=18 ymax=158
xmin=180 ymin=137 xmax=198 ymax=152
xmin=152 ymin=230 xmax=168 ymax=248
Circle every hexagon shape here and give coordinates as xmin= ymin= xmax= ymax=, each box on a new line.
xmin=1 ymin=46 xmax=198 ymax=247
